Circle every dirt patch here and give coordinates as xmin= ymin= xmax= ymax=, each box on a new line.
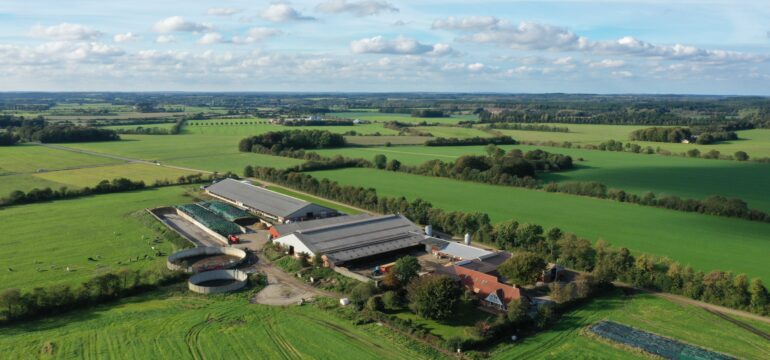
xmin=252 ymin=283 xmax=315 ymax=306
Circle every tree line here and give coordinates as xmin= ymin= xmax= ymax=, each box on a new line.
xmin=283 ymin=120 xmax=355 ymax=126
xmin=411 ymin=109 xmax=447 ymax=118
xmin=0 ymin=173 xmax=214 ymax=208
xmin=485 ymin=123 xmax=570 ymax=133
xmin=0 ymin=268 xmax=185 ymax=323
xmin=249 ymin=167 xmax=770 ymax=318
xmin=425 ymin=136 xmax=517 ymax=146
xmin=238 ymin=130 xmax=346 ymax=154
xmin=629 ymin=126 xmax=738 ymax=145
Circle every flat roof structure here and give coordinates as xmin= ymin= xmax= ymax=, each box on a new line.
xmin=273 ymin=214 xmax=424 ymax=265
xmin=421 ymin=237 xmax=494 ymax=261
xmin=205 ymin=179 xmax=337 ymax=223
xmin=271 ymin=214 xmax=371 ymax=237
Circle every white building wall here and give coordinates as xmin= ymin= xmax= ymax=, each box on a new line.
xmin=273 ymin=234 xmax=316 ymax=257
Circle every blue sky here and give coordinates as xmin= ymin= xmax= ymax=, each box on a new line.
xmin=0 ymin=0 xmax=768 ymax=94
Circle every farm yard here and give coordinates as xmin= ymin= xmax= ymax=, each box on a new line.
xmin=309 ymin=168 xmax=770 ymax=283
xmin=0 ymin=290 xmax=444 ymax=360
xmin=0 ymin=185 xmax=196 ymax=290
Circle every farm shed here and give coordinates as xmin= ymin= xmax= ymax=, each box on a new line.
xmin=421 ymin=237 xmax=494 ymax=261
xmin=437 ymin=254 xmax=524 ymax=311
xmin=272 ymin=214 xmax=424 ymax=266
xmin=205 ymin=179 xmax=338 ymax=223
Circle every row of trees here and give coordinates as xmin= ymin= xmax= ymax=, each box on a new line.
xmin=0 ymin=268 xmax=185 ymax=323
xmin=283 ymin=120 xmax=355 ymax=126
xmin=425 ymin=136 xmax=517 ymax=146
xmin=486 ymin=123 xmax=570 ymax=133
xmin=0 ymin=132 xmax=19 ymax=146
xmin=629 ymin=126 xmax=738 ymax=145
xmin=33 ymin=124 xmax=120 ymax=143
xmin=411 ymin=109 xmax=447 ymax=118
xmin=250 ymin=168 xmax=770 ymax=317
xmin=238 ymin=130 xmax=346 ymax=154
xmin=0 ymin=173 xmax=212 ymax=208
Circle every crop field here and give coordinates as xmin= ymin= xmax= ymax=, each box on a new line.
xmin=0 ymin=186 xmax=197 ymax=290
xmin=310 ymin=168 xmax=770 ymax=282
xmin=61 ymin=135 xmax=303 ymax=174
xmin=34 ymin=163 xmax=198 ymax=187
xmin=0 ymin=290 xmax=443 ymax=360
xmin=330 ymin=111 xmax=477 ymax=124
xmin=103 ymin=122 xmax=176 ymax=131
xmin=494 ymin=124 xmax=770 ymax=158
xmin=489 ymin=290 xmax=770 ymax=359
xmin=311 ymin=144 xmax=770 ymax=211
xmin=183 ymin=119 xmax=399 ymax=136
xmin=0 ymin=144 xmax=122 ymax=174
xmin=412 ymin=126 xmax=492 ymax=138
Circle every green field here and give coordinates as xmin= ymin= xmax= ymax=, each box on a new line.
xmin=183 ymin=119 xmax=399 ymax=136
xmin=310 ymin=168 xmax=770 ymax=282
xmin=413 ymin=126 xmax=492 ymax=138
xmin=494 ymin=124 xmax=770 ymax=158
xmin=61 ymin=135 xmax=303 ymax=174
xmin=312 ymin=144 xmax=770 ymax=211
xmin=265 ymin=185 xmax=364 ymax=215
xmin=103 ymin=122 xmax=176 ymax=131
xmin=34 ymin=163 xmax=198 ymax=187
xmin=0 ymin=174 xmax=68 ymax=197
xmin=0 ymin=186 xmax=196 ymax=290
xmin=489 ymin=290 xmax=770 ymax=359
xmin=330 ymin=111 xmax=477 ymax=124
xmin=0 ymin=290 xmax=443 ymax=360
xmin=0 ymin=144 xmax=121 ymax=174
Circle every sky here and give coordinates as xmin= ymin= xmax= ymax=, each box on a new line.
xmin=0 ymin=0 xmax=769 ymax=94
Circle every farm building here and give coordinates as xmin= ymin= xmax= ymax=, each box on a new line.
xmin=421 ymin=237 xmax=495 ymax=261
xmin=272 ymin=214 xmax=424 ymax=266
xmin=437 ymin=253 xmax=524 ymax=311
xmin=205 ymin=179 xmax=339 ymax=223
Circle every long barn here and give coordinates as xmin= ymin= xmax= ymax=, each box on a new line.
xmin=205 ymin=179 xmax=339 ymax=223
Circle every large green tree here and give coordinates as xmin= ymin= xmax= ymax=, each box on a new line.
xmin=407 ymin=275 xmax=461 ymax=320
xmin=498 ymin=251 xmax=546 ymax=285
xmin=392 ymin=255 xmax=421 ymax=286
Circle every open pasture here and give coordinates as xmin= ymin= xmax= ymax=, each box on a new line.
xmin=310 ymin=168 xmax=770 ymax=282
xmin=34 ymin=163 xmax=199 ymax=187
xmin=0 ymin=144 xmax=122 ymax=174
xmin=62 ymin=135 xmax=302 ymax=174
xmin=0 ymin=186 xmax=196 ymax=290
xmin=183 ymin=119 xmax=399 ymax=136
xmin=489 ymin=290 xmax=770 ymax=359
xmin=311 ymin=144 xmax=770 ymax=211
xmin=330 ymin=111 xmax=476 ymax=124
xmin=494 ymin=124 xmax=770 ymax=158
xmin=0 ymin=291 xmax=443 ymax=360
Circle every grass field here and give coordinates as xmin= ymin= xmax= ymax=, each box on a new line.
xmin=0 ymin=174 xmax=69 ymax=197
xmin=494 ymin=124 xmax=770 ymax=158
xmin=0 ymin=144 xmax=121 ymax=174
xmin=265 ymin=185 xmax=364 ymax=215
xmin=33 ymin=163 xmax=197 ymax=187
xmin=0 ymin=186 xmax=197 ymax=290
xmin=183 ymin=119 xmax=399 ymax=136
xmin=61 ymin=135 xmax=303 ymax=174
xmin=489 ymin=290 xmax=770 ymax=359
xmin=389 ymin=301 xmax=491 ymax=341
xmin=312 ymin=144 xmax=770 ymax=211
xmin=0 ymin=290 xmax=443 ymax=360
xmin=413 ymin=126 xmax=492 ymax=138
xmin=330 ymin=111 xmax=477 ymax=124
xmin=310 ymin=168 xmax=770 ymax=282
xmin=103 ymin=123 xmax=176 ymax=131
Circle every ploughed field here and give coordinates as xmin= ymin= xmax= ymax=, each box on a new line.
xmin=309 ymin=168 xmax=770 ymax=283
xmin=0 ymin=186 xmax=196 ymax=290
xmin=0 ymin=290 xmax=443 ymax=360
xmin=312 ymin=144 xmax=770 ymax=212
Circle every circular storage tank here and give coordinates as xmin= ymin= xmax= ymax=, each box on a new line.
xmin=188 ymin=269 xmax=248 ymax=294
xmin=167 ymin=246 xmax=247 ymax=273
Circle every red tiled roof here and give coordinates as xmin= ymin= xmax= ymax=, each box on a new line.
xmin=453 ymin=265 xmax=521 ymax=303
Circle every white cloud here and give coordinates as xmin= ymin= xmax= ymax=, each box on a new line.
xmin=612 ymin=70 xmax=633 ymax=78
xmin=113 ymin=32 xmax=139 ymax=43
xmin=451 ymin=18 xmax=765 ymax=64
xmin=155 ymin=35 xmax=176 ymax=43
xmin=316 ymin=0 xmax=398 ymax=17
xmin=29 ymin=23 xmax=103 ymax=41
xmin=467 ymin=62 xmax=485 ymax=71
xmin=590 ymin=59 xmax=625 ymax=68
xmin=153 ymin=16 xmax=211 ymax=33
xmin=260 ymin=3 xmax=315 ymax=22
xmin=198 ymin=33 xmax=224 ymax=45
xmin=553 ymin=56 xmax=572 ymax=65
xmin=232 ymin=27 xmax=283 ymax=44
xmin=392 ymin=20 xmax=407 ymax=27
xmin=350 ymin=36 xmax=453 ymax=56
xmin=432 ymin=16 xmax=505 ymax=31
xmin=207 ymin=8 xmax=242 ymax=16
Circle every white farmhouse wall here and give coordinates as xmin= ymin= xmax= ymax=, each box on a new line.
xmin=274 ymin=234 xmax=316 ymax=257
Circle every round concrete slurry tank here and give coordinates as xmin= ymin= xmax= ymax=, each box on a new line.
xmin=188 ymin=269 xmax=248 ymax=294
xmin=167 ymin=246 xmax=247 ymax=273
